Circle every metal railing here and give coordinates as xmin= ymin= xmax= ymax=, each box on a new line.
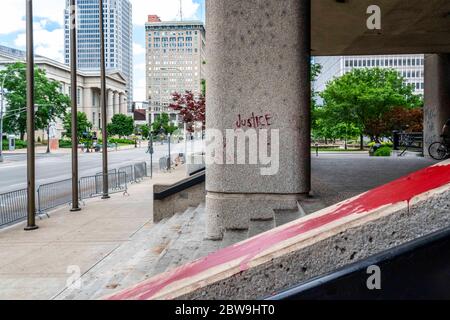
xmin=134 ymin=162 xmax=148 ymax=182
xmin=37 ymin=179 xmax=73 ymax=214
xmin=79 ymin=171 xmax=127 ymax=200
xmin=0 ymin=161 xmax=150 ymax=227
xmin=118 ymin=165 xmax=134 ymax=184
xmin=0 ymin=188 xmax=28 ymax=227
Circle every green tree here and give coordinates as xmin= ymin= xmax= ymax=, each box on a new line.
xmin=107 ymin=114 xmax=134 ymax=138
xmin=320 ymin=68 xmax=422 ymax=142
xmin=151 ymin=113 xmax=178 ymax=136
xmin=1 ymin=62 xmax=70 ymax=140
xmin=135 ymin=124 xmax=150 ymax=139
xmin=63 ymin=112 xmax=92 ymax=141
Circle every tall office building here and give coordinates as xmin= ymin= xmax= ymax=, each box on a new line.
xmin=64 ymin=0 xmax=133 ymax=111
xmin=313 ymin=55 xmax=425 ymax=104
xmin=145 ymin=16 xmax=206 ymax=123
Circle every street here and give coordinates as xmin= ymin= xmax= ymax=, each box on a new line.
xmin=0 ymin=140 xmax=203 ymax=193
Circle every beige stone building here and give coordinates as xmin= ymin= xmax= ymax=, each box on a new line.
xmin=0 ymin=45 xmax=127 ymax=139
xmin=145 ymin=16 xmax=206 ymax=124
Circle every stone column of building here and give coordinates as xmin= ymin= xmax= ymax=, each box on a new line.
xmin=114 ymin=92 xmax=120 ymax=116
xmin=83 ymin=88 xmax=94 ymax=124
xmin=119 ymin=93 xmax=127 ymax=114
xmin=205 ymin=0 xmax=312 ymax=239
xmin=424 ymin=54 xmax=450 ymax=156
xmin=107 ymin=90 xmax=114 ymax=123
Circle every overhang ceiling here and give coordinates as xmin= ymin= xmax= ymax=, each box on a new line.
xmin=312 ymin=0 xmax=450 ymax=56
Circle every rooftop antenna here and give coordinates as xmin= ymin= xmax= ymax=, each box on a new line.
xmin=179 ymin=0 xmax=183 ymax=21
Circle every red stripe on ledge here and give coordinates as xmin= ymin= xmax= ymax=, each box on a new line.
xmin=107 ymin=162 xmax=450 ymax=300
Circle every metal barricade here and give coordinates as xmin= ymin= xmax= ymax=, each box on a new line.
xmin=37 ymin=179 xmax=73 ymax=214
xmin=79 ymin=171 xmax=128 ymax=200
xmin=134 ymin=162 xmax=147 ymax=182
xmin=0 ymin=188 xmax=28 ymax=227
xmin=118 ymin=165 xmax=134 ymax=184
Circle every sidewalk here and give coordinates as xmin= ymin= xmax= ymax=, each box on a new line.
xmin=0 ymin=166 xmax=187 ymax=300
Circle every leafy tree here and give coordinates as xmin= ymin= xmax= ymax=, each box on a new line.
xmin=320 ymin=68 xmax=422 ymax=142
xmin=1 ymin=62 xmax=70 ymax=140
xmin=63 ymin=112 xmax=92 ymax=141
xmin=168 ymin=90 xmax=205 ymax=133
xmin=151 ymin=113 xmax=178 ymax=136
xmin=107 ymin=114 xmax=134 ymax=138
xmin=136 ymin=124 xmax=150 ymax=139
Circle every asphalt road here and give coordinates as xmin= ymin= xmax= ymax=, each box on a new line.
xmin=0 ymin=141 xmax=203 ymax=193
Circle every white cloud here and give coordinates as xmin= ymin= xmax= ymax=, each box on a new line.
xmin=133 ymin=42 xmax=146 ymax=55
xmin=14 ymin=22 xmax=64 ymax=62
xmin=0 ymin=0 xmax=65 ymax=35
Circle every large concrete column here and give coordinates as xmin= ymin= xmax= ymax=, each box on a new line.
xmin=205 ymin=0 xmax=311 ymax=239
xmin=114 ymin=91 xmax=120 ymax=116
xmin=119 ymin=93 xmax=126 ymax=114
xmin=424 ymin=54 xmax=450 ymax=156
xmin=107 ymin=90 xmax=114 ymax=123
xmin=83 ymin=88 xmax=93 ymax=123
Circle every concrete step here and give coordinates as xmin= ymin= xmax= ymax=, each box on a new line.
xmin=149 ymin=204 xmax=206 ymax=276
xmin=221 ymin=229 xmax=249 ymax=247
xmin=56 ymin=207 xmax=198 ymax=300
xmin=299 ymin=197 xmax=328 ymax=215
xmin=248 ymin=219 xmax=276 ymax=237
xmin=120 ymin=206 xmax=198 ymax=284
xmin=274 ymin=207 xmax=303 ymax=227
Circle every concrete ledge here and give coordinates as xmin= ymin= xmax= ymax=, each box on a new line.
xmin=153 ymin=174 xmax=206 ymax=223
xmin=107 ymin=160 xmax=450 ymax=300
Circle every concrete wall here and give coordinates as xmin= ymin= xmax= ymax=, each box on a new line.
xmin=153 ymin=180 xmax=206 ymax=223
xmin=107 ymin=160 xmax=450 ymax=300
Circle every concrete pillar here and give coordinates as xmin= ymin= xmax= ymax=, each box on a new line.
xmin=114 ymin=92 xmax=120 ymax=116
xmin=107 ymin=90 xmax=114 ymax=123
xmin=83 ymin=88 xmax=93 ymax=123
xmin=205 ymin=0 xmax=311 ymax=239
xmin=119 ymin=93 xmax=126 ymax=114
xmin=424 ymin=54 xmax=450 ymax=156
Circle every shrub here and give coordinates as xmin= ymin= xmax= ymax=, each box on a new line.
xmin=374 ymin=146 xmax=392 ymax=157
xmin=2 ymin=138 xmax=27 ymax=149
xmin=108 ymin=138 xmax=135 ymax=145
xmin=59 ymin=140 xmax=72 ymax=148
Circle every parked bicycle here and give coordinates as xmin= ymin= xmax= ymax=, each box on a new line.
xmin=428 ymin=136 xmax=450 ymax=160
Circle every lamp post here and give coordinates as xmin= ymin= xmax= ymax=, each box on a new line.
xmin=70 ymin=0 xmax=81 ymax=211
xmin=99 ymin=0 xmax=110 ymax=199
xmin=24 ymin=0 xmax=38 ymax=231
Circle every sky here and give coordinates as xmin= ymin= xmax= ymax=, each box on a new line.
xmin=0 ymin=0 xmax=206 ymax=101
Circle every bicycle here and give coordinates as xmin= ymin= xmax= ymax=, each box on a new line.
xmin=428 ymin=136 xmax=450 ymax=160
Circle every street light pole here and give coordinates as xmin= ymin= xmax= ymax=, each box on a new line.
xmin=25 ymin=0 xmax=38 ymax=231
xmin=99 ymin=0 xmax=109 ymax=199
xmin=70 ymin=0 xmax=81 ymax=211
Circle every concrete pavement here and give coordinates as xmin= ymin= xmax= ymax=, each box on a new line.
xmin=0 ymin=166 xmax=187 ymax=300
